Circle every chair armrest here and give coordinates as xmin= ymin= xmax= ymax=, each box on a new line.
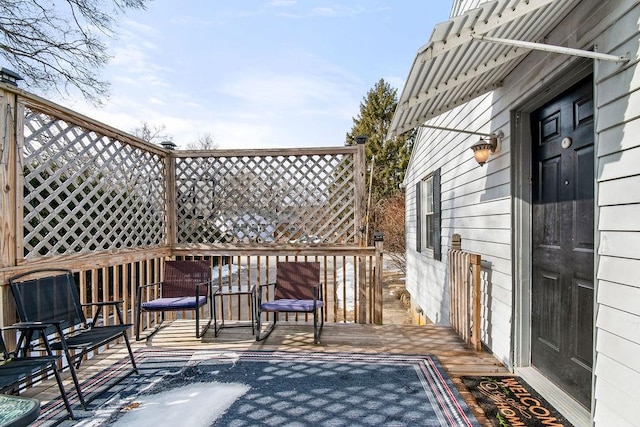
xmin=5 ymin=322 xmax=64 ymax=357
xmin=81 ymin=301 xmax=124 ymax=308
xmin=313 ymin=282 xmax=323 ymax=300
xmin=81 ymin=301 xmax=127 ymax=326
xmin=195 ymin=281 xmax=214 ymax=296
xmin=5 ymin=321 xmax=61 ymax=330
xmin=138 ymin=281 xmax=162 ymax=290
xmin=256 ymin=282 xmax=276 ymax=305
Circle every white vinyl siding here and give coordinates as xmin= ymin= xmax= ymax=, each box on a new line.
xmin=592 ymin=1 xmax=640 ymax=425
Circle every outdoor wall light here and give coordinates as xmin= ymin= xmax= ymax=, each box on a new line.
xmin=471 ymin=131 xmax=503 ymax=167
xmin=0 ymin=68 xmax=23 ymax=86
xmin=355 ymin=135 xmax=368 ymax=144
xmin=160 ymin=140 xmax=177 ymax=150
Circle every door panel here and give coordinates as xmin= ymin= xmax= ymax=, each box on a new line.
xmin=531 ymin=76 xmax=594 ymax=409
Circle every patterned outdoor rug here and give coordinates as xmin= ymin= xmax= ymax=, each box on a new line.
xmin=461 ymin=376 xmax=573 ymax=427
xmin=34 ymin=349 xmax=479 ymax=426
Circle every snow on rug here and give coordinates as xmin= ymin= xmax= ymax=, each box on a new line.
xmin=35 ymin=349 xmax=480 ymax=426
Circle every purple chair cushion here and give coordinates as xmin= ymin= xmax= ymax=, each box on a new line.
xmin=261 ymin=299 xmax=324 ymax=312
xmin=141 ymin=296 xmax=207 ymax=311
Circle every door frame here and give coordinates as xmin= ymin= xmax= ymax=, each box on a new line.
xmin=511 ymin=58 xmax=596 ymax=418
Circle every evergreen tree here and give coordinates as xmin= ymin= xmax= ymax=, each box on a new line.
xmin=346 ymin=79 xmax=414 ymax=201
xmin=346 ymin=78 xmax=414 ymax=246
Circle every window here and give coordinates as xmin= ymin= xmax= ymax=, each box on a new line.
xmin=422 ymin=175 xmax=434 ymax=250
xmin=416 ymin=169 xmax=441 ymax=260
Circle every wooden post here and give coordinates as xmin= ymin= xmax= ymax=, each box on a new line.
xmin=470 ymin=254 xmax=482 ymax=351
xmin=165 ymin=152 xmax=176 ymax=251
xmin=358 ymin=256 xmax=367 ymax=324
xmin=354 ymin=139 xmax=366 ymax=246
xmin=1 ymin=91 xmax=21 ymax=337
xmin=0 ymin=90 xmax=17 ymax=269
xmin=373 ymin=232 xmax=384 ymax=325
xmin=451 ymin=233 xmax=462 ymax=251
xmin=355 ymin=139 xmax=367 ymax=323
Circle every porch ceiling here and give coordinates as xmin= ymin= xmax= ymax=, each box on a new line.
xmin=387 ymin=0 xmax=580 ymax=140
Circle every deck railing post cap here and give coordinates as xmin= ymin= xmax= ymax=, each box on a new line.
xmin=373 ymin=232 xmax=384 ymax=242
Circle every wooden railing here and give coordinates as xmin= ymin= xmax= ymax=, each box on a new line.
xmin=448 ymin=234 xmax=482 ymax=351
xmin=1 ymin=242 xmax=384 ymax=350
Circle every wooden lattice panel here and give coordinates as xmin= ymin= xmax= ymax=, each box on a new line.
xmin=175 ymin=153 xmax=357 ymax=245
xmin=22 ymin=108 xmax=166 ymax=258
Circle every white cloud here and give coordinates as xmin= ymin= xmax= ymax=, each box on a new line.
xmin=310 ymin=7 xmax=336 ymax=16
xmin=268 ymin=0 xmax=297 ymax=6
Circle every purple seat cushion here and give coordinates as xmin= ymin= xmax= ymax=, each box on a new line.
xmin=261 ymin=299 xmax=324 ymax=312
xmin=141 ymin=296 xmax=207 ymax=311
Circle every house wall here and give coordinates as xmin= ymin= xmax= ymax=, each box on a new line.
xmin=590 ymin=2 xmax=640 ymax=425
xmin=404 ymin=2 xmax=640 ymax=421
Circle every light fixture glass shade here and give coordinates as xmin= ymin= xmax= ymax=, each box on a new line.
xmin=470 ymin=138 xmax=496 ymax=166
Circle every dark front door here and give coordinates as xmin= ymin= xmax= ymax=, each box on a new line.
xmin=531 ymin=76 xmax=594 ymax=409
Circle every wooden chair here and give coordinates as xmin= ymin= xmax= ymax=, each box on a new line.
xmin=256 ymin=261 xmax=324 ymax=344
xmin=136 ymin=260 xmax=213 ymax=340
xmin=8 ymin=268 xmax=138 ymax=409
xmin=0 ymin=324 xmax=74 ymax=419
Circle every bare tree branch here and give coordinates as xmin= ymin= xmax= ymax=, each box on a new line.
xmin=187 ymin=133 xmax=219 ymax=150
xmin=131 ymin=121 xmax=171 ymax=144
xmin=0 ymin=0 xmax=149 ymax=104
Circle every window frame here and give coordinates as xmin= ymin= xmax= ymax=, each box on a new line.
xmin=416 ymin=168 xmax=441 ymax=260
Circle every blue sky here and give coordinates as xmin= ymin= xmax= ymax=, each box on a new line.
xmin=57 ymin=1 xmax=453 ymax=149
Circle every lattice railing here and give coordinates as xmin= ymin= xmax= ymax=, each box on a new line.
xmin=22 ymin=107 xmax=166 ymax=258
xmin=174 ymin=150 xmax=358 ymax=245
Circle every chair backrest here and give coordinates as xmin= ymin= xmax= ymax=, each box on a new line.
xmin=9 ymin=269 xmax=86 ymax=336
xmin=162 ymin=260 xmax=212 ymax=298
xmin=275 ymin=262 xmax=321 ymax=300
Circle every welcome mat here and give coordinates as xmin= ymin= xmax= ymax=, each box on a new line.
xmin=36 ymin=349 xmax=480 ymax=426
xmin=461 ymin=376 xmax=573 ymax=427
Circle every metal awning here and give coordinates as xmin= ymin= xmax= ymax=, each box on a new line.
xmin=388 ymin=0 xmax=596 ymax=140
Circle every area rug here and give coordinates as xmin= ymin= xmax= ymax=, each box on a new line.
xmin=461 ymin=376 xmax=573 ymax=427
xmin=35 ymin=349 xmax=480 ymax=426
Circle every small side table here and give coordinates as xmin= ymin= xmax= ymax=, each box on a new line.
xmin=213 ymin=284 xmax=256 ymax=337
xmin=0 ymin=395 xmax=40 ymax=427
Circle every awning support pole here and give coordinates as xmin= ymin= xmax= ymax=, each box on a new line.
xmin=472 ymin=34 xmax=629 ymax=64
xmin=418 ymin=124 xmax=492 ymax=137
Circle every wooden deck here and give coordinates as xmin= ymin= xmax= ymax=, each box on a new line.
xmin=28 ymin=320 xmax=508 ymax=426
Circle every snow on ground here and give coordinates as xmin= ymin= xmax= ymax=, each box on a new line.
xmin=76 ymin=382 xmax=250 ymax=427
xmin=335 ymin=260 xmax=356 ymax=311
xmin=111 ymin=383 xmax=249 ymax=426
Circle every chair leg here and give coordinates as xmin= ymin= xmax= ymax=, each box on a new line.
xmin=122 ymin=332 xmax=139 ymax=374
xmin=212 ymin=293 xmax=217 ymax=336
xmin=48 ymin=328 xmax=86 ymax=409
xmin=314 ymin=306 xmax=325 ymax=344
xmin=64 ymin=352 xmax=86 ymax=409
xmin=195 ymin=304 xmax=200 ymax=338
xmin=214 ymin=292 xmax=223 ymax=337
xmin=255 ymin=311 xmax=277 ymax=342
xmin=135 ymin=307 xmax=142 ymax=341
xmin=50 ymin=361 xmax=75 ymax=419
xmin=254 ymin=307 xmax=261 ymax=341
xmin=196 ymin=304 xmax=213 ymax=338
